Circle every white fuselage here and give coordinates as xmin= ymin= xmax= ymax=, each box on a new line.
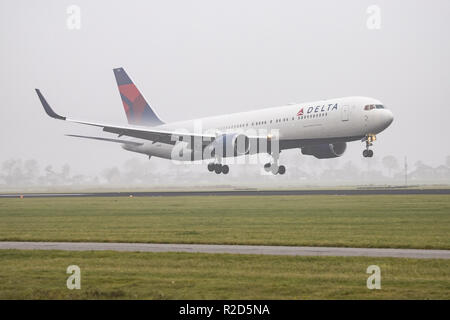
xmin=123 ymin=96 xmax=394 ymax=160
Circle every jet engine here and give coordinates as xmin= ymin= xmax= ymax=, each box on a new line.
xmin=301 ymin=142 xmax=347 ymax=159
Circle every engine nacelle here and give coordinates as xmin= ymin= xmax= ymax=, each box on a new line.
xmin=301 ymin=142 xmax=347 ymax=159
xmin=213 ymin=133 xmax=250 ymax=157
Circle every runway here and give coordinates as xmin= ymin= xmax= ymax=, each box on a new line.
xmin=1 ymin=242 xmax=449 ymax=259
xmin=0 ymin=188 xmax=449 ymax=198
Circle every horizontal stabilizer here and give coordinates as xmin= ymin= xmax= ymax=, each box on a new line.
xmin=66 ymin=134 xmax=143 ymax=146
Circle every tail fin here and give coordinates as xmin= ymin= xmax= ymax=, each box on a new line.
xmin=113 ymin=67 xmax=164 ymax=127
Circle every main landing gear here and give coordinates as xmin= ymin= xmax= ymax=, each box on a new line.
xmin=264 ymin=163 xmax=286 ymax=175
xmin=263 ymin=152 xmax=286 ymax=175
xmin=362 ymin=134 xmax=376 ymax=158
xmin=207 ymin=162 xmax=229 ymax=174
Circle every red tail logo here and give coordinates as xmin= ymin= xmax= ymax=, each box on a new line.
xmin=297 ymin=108 xmax=304 ymax=116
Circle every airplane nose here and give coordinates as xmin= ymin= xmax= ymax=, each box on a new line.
xmin=384 ymin=110 xmax=394 ymax=127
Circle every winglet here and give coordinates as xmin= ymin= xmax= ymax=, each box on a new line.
xmin=35 ymin=89 xmax=66 ymax=120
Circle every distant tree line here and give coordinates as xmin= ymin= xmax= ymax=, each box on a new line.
xmin=0 ymin=154 xmax=449 ymax=190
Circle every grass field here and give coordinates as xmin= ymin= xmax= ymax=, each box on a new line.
xmin=0 ymin=195 xmax=449 ymax=249
xmin=1 ymin=194 xmax=449 ymax=299
xmin=0 ymin=249 xmax=449 ymax=299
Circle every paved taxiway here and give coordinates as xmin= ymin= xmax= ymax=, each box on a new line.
xmin=1 ymin=242 xmax=449 ymax=259
xmin=0 ymin=188 xmax=449 ymax=198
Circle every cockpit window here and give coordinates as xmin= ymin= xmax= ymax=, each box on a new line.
xmin=364 ymin=104 xmax=385 ymax=110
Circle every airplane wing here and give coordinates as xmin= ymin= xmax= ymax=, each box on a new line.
xmin=35 ymin=89 xmax=216 ymax=145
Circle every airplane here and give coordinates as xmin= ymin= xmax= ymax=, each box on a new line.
xmin=35 ymin=67 xmax=394 ymax=175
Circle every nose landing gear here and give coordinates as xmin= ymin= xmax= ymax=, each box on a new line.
xmin=362 ymin=134 xmax=376 ymax=158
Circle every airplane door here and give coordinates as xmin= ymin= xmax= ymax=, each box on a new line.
xmin=341 ymin=105 xmax=349 ymax=121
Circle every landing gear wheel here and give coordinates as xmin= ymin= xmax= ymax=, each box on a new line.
xmin=207 ymin=163 xmax=215 ymax=172
xmin=264 ymin=163 xmax=271 ymax=172
xmin=214 ymin=163 xmax=222 ymax=174
xmin=363 ymin=149 xmax=374 ymax=158
xmin=221 ymin=165 xmax=229 ymax=174
xmin=363 ymin=150 xmax=369 ymax=157
xmin=278 ymin=165 xmax=286 ymax=175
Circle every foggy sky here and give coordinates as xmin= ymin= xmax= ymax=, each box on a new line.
xmin=1 ymin=0 xmax=449 ymax=177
